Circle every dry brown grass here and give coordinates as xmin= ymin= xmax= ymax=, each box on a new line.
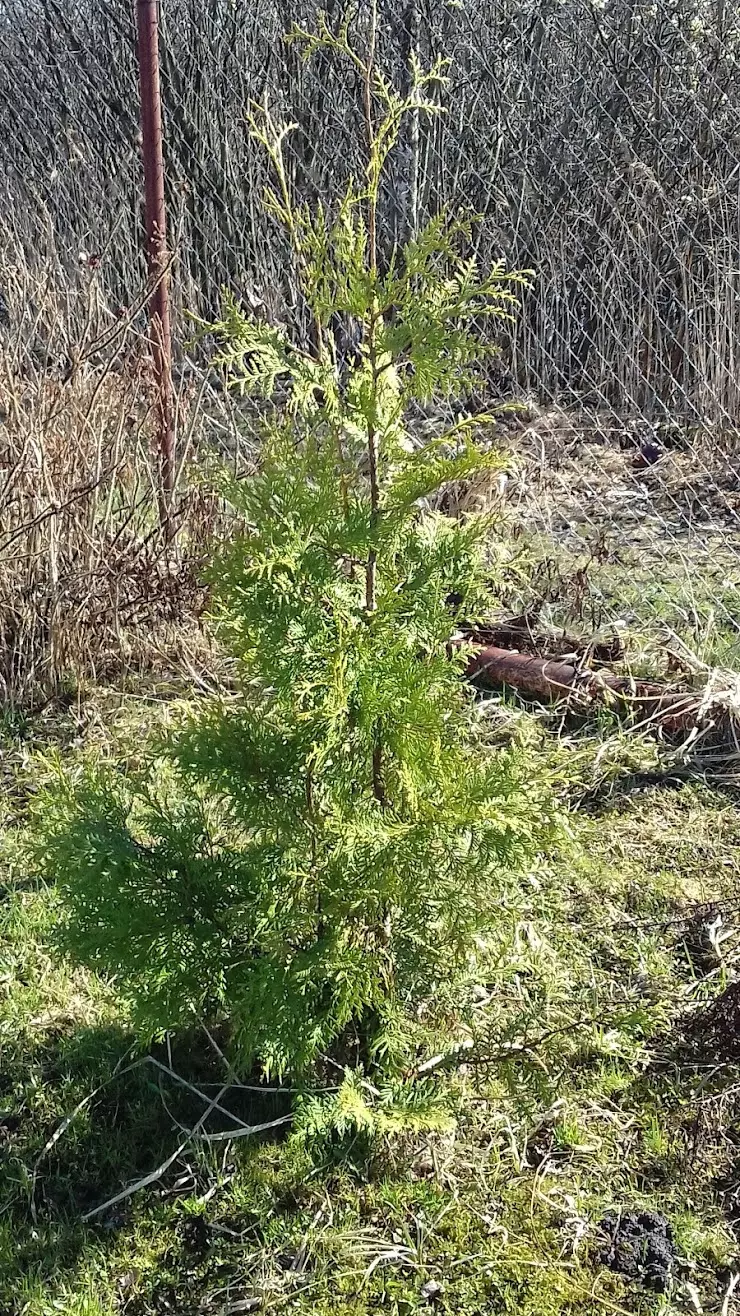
xmin=0 ymin=240 xmax=225 ymax=707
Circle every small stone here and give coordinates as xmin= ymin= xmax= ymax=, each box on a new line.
xmin=420 ymin=1279 xmax=444 ymax=1302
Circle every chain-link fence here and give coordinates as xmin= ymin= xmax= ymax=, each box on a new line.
xmin=1 ymin=0 xmax=740 ymax=694
xmin=2 ymin=0 xmax=738 ymax=410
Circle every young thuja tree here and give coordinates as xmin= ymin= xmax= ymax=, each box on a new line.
xmin=35 ymin=13 xmax=548 ymax=1082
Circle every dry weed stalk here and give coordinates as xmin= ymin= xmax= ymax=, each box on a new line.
xmin=0 ymin=238 xmax=219 ymax=706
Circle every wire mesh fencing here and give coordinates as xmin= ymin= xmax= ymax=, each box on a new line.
xmin=1 ymin=0 xmax=740 ymax=680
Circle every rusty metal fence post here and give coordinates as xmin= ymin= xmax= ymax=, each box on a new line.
xmin=135 ymin=0 xmax=175 ymax=533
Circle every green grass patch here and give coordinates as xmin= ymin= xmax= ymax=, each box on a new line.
xmin=1 ymin=693 xmax=739 ymax=1313
xmin=1 ymin=694 xmax=737 ymax=1310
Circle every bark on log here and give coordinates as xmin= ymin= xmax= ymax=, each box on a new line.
xmin=465 ymin=643 xmax=704 ymax=734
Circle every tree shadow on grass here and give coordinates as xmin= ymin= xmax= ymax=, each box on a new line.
xmin=1 ymin=1021 xmax=292 ymax=1306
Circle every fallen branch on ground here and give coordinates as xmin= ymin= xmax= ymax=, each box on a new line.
xmin=464 ymin=640 xmax=715 ymax=735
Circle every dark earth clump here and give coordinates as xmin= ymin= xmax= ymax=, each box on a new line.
xmin=597 ymin=1209 xmax=675 ymax=1292
xmin=680 ymin=980 xmax=740 ymax=1064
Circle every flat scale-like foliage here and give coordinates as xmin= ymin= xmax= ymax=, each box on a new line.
xmin=34 ymin=11 xmax=548 ymax=1082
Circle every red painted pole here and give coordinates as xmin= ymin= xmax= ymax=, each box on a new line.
xmin=136 ymin=0 xmax=175 ymax=532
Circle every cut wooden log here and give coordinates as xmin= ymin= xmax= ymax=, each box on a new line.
xmin=465 ymin=643 xmax=704 ymax=734
xmin=466 ymin=622 xmax=624 ymax=665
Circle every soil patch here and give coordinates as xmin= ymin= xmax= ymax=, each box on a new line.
xmin=597 ymin=1209 xmax=675 ymax=1292
xmin=680 ymin=980 xmax=740 ymax=1064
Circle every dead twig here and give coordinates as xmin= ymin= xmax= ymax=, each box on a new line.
xmin=30 ymin=1048 xmax=294 ymax=1223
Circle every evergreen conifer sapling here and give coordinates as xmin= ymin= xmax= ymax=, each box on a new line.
xmin=34 ymin=10 xmax=548 ymax=1094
